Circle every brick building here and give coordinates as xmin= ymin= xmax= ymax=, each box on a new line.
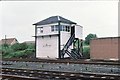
xmin=90 ymin=37 xmax=120 ymax=60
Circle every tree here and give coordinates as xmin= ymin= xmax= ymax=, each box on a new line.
xmin=85 ymin=33 xmax=97 ymax=45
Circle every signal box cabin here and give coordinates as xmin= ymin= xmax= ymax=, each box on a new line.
xmin=33 ymin=16 xmax=83 ymax=59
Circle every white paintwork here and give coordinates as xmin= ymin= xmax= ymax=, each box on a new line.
xmin=36 ymin=36 xmax=58 ymax=58
xmin=60 ymin=22 xmax=72 ymax=26
xmin=37 ymin=24 xmax=58 ymax=36
xmin=75 ymin=25 xmax=83 ymax=39
xmin=60 ymin=31 xmax=71 ymax=49
xmin=60 ymin=31 xmax=71 ymax=57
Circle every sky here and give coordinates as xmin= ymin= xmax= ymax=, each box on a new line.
xmin=0 ymin=1 xmax=118 ymax=42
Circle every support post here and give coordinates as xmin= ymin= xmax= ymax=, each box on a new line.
xmin=58 ymin=21 xmax=61 ymax=59
xmin=35 ymin=25 xmax=37 ymax=58
xmin=80 ymin=39 xmax=83 ymax=55
xmin=78 ymin=39 xmax=80 ymax=55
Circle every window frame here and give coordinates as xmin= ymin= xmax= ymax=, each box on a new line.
xmin=37 ymin=27 xmax=43 ymax=33
xmin=51 ymin=25 xmax=70 ymax=32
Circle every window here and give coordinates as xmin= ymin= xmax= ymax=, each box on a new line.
xmin=51 ymin=26 xmax=54 ymax=31
xmin=51 ymin=25 xmax=58 ymax=31
xmin=40 ymin=27 xmax=43 ymax=33
xmin=66 ymin=26 xmax=70 ymax=32
xmin=51 ymin=25 xmax=70 ymax=32
xmin=65 ymin=26 xmax=68 ymax=31
xmin=55 ymin=25 xmax=58 ymax=31
xmin=37 ymin=27 xmax=43 ymax=33
xmin=63 ymin=26 xmax=66 ymax=31
xmin=62 ymin=25 xmax=70 ymax=32
xmin=60 ymin=25 xmax=63 ymax=31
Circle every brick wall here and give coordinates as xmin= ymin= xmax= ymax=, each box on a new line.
xmin=90 ymin=37 xmax=120 ymax=60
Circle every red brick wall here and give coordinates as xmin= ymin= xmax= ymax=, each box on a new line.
xmin=119 ymin=38 xmax=120 ymax=59
xmin=90 ymin=37 xmax=120 ymax=60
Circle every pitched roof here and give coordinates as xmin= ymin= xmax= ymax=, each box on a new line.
xmin=0 ymin=38 xmax=18 ymax=45
xmin=33 ymin=16 xmax=76 ymax=25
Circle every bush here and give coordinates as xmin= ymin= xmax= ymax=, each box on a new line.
xmin=83 ymin=45 xmax=90 ymax=58
xmin=5 ymin=49 xmax=35 ymax=58
xmin=11 ymin=43 xmax=20 ymax=51
xmin=27 ymin=43 xmax=35 ymax=49
xmin=2 ymin=43 xmax=35 ymax=59
xmin=19 ymin=43 xmax=28 ymax=50
xmin=1 ymin=44 xmax=9 ymax=48
xmin=4 ymin=52 xmax=15 ymax=58
xmin=1 ymin=45 xmax=13 ymax=57
xmin=11 ymin=43 xmax=28 ymax=51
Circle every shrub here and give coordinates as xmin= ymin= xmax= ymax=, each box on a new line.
xmin=27 ymin=43 xmax=35 ymax=49
xmin=11 ymin=43 xmax=20 ymax=51
xmin=83 ymin=46 xmax=90 ymax=58
xmin=2 ymin=46 xmax=13 ymax=57
xmin=11 ymin=43 xmax=28 ymax=51
xmin=19 ymin=43 xmax=28 ymax=50
xmin=2 ymin=42 xmax=35 ymax=59
xmin=7 ymin=49 xmax=35 ymax=58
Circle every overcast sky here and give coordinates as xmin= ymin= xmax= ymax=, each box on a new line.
xmin=0 ymin=1 xmax=118 ymax=42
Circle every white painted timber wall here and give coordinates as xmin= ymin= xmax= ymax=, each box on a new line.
xmin=37 ymin=23 xmax=58 ymax=36
xmin=36 ymin=36 xmax=58 ymax=58
xmin=60 ymin=31 xmax=71 ymax=49
xmin=61 ymin=31 xmax=71 ymax=57
xmin=75 ymin=25 xmax=83 ymax=39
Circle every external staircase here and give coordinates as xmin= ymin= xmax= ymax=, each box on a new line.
xmin=61 ymin=33 xmax=82 ymax=59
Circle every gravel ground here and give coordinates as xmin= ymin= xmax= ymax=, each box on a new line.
xmin=1 ymin=61 xmax=120 ymax=74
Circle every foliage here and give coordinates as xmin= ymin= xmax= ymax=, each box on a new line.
xmin=10 ymin=49 xmax=34 ymax=58
xmin=1 ymin=45 xmax=13 ymax=56
xmin=1 ymin=43 xmax=35 ymax=59
xmin=82 ymin=33 xmax=97 ymax=58
xmin=1 ymin=43 xmax=9 ymax=48
xmin=11 ymin=43 xmax=28 ymax=51
xmin=10 ymin=43 xmax=20 ymax=51
xmin=85 ymin=33 xmax=97 ymax=45
xmin=19 ymin=43 xmax=28 ymax=50
xmin=27 ymin=43 xmax=35 ymax=49
xmin=83 ymin=45 xmax=90 ymax=58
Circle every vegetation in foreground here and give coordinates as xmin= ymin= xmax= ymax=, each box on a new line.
xmin=82 ymin=33 xmax=97 ymax=58
xmin=1 ymin=43 xmax=35 ymax=59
